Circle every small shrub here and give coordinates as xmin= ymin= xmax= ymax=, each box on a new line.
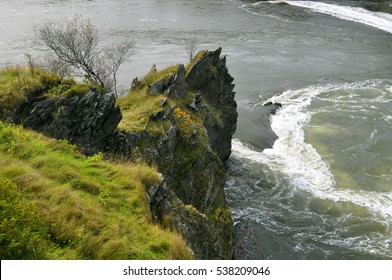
xmin=172 ymin=108 xmax=192 ymax=137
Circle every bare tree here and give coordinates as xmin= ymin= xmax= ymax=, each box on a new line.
xmin=105 ymin=41 xmax=135 ymax=97
xmin=183 ymin=36 xmax=199 ymax=62
xmin=35 ymin=15 xmax=134 ymax=97
xmin=24 ymin=53 xmax=35 ymax=75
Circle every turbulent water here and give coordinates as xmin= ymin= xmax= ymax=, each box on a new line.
xmin=1 ymin=0 xmax=392 ymax=259
xmin=228 ymin=79 xmax=392 ymax=259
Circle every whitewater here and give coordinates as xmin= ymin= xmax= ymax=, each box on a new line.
xmin=283 ymin=1 xmax=392 ymax=34
xmin=230 ymin=0 xmax=392 ymax=259
xmin=228 ymin=79 xmax=392 ymax=259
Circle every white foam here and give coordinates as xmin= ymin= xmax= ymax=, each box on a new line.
xmin=285 ymin=1 xmax=392 ymax=33
xmin=383 ymin=115 xmax=392 ymax=124
xmin=239 ymin=2 xmax=282 ymax=20
xmin=138 ymin=18 xmax=158 ymax=22
xmin=231 ymin=80 xmax=392 ymax=219
xmin=261 ymin=84 xmax=336 ymax=193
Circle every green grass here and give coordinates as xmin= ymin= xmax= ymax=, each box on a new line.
xmin=0 ymin=121 xmax=192 ymax=259
xmin=0 ymin=66 xmax=60 ymax=112
xmin=0 ymin=53 xmax=212 ymax=259
xmin=116 ymin=65 xmax=178 ymax=133
xmin=117 ymin=90 xmax=167 ymax=133
xmin=117 ymin=50 xmax=208 ymax=134
xmin=140 ymin=64 xmax=179 ymax=88
xmin=0 ymin=66 xmax=101 ymax=117
xmin=185 ymin=49 xmax=208 ymax=73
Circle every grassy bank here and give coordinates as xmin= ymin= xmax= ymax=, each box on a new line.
xmin=0 ymin=121 xmax=192 ymax=259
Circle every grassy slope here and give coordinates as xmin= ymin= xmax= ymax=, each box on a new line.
xmin=0 ymin=66 xmax=41 ymax=112
xmin=0 ymin=122 xmax=192 ymax=259
xmin=0 ymin=66 xmax=192 ymax=260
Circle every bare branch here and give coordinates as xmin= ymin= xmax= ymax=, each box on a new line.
xmin=105 ymin=40 xmax=135 ymax=97
xmin=183 ymin=36 xmax=199 ymax=62
xmin=35 ymin=15 xmax=134 ymax=95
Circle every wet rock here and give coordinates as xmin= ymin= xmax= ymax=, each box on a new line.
xmin=263 ymin=102 xmax=283 ymax=115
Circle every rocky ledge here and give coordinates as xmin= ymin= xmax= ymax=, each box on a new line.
xmin=10 ymin=48 xmax=238 ymax=259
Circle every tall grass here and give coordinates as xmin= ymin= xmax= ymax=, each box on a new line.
xmin=0 ymin=121 xmax=192 ymax=259
xmin=0 ymin=66 xmax=60 ymax=112
xmin=0 ymin=66 xmax=101 ymax=118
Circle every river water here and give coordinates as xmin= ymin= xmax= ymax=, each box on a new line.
xmin=1 ymin=0 xmax=391 ymax=259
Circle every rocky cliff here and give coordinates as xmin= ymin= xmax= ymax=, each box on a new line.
xmin=12 ymin=88 xmax=122 ymax=155
xmin=9 ymin=48 xmax=237 ymax=259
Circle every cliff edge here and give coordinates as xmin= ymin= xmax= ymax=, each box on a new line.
xmin=8 ymin=48 xmax=238 ymax=259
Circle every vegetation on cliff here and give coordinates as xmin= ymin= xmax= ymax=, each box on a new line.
xmin=35 ymin=15 xmax=134 ymax=97
xmin=0 ymin=65 xmax=99 ymax=119
xmin=0 ymin=66 xmax=58 ymax=115
xmin=0 ymin=120 xmax=192 ymax=259
xmin=112 ymin=48 xmax=236 ymax=259
xmin=0 ymin=65 xmax=193 ymax=259
xmin=1 ymin=47 xmax=237 ymax=260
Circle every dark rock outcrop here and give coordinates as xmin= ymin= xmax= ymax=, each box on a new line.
xmin=236 ymin=105 xmax=279 ymax=152
xmin=187 ymin=48 xmax=237 ymax=161
xmin=12 ymin=91 xmax=122 ymax=155
xmin=149 ymin=79 xmax=166 ymax=94
xmin=167 ymin=64 xmax=187 ymax=99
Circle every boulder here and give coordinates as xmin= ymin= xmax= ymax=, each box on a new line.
xmin=171 ymin=64 xmax=186 ymax=84
xmin=167 ymin=64 xmax=187 ymax=99
xmin=149 ymin=79 xmax=166 ymax=94
xmin=167 ymin=84 xmax=187 ymax=99
xmin=131 ymin=77 xmax=140 ymax=91
xmin=188 ymin=93 xmax=202 ymax=110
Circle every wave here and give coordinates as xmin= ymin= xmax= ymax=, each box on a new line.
xmin=230 ymin=137 xmax=392 ymax=258
xmin=284 ymin=1 xmax=392 ymax=33
xmin=231 ymin=80 xmax=392 ymax=219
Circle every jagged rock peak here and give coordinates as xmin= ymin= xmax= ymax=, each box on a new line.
xmin=187 ymin=47 xmax=238 ymax=161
